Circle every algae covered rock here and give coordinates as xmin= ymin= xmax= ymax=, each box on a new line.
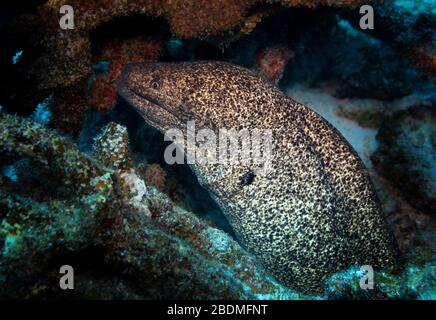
xmin=372 ymin=105 xmax=436 ymax=216
xmin=0 ymin=111 xmax=308 ymax=299
xmin=341 ymin=0 xmax=436 ymax=77
xmin=324 ymin=249 xmax=436 ymax=300
xmin=372 ymin=0 xmax=436 ymax=77
xmin=0 ymin=111 xmax=117 ymax=298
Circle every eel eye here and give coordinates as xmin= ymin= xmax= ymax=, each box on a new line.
xmin=239 ymin=170 xmax=256 ymax=187
xmin=151 ymin=79 xmax=160 ymax=89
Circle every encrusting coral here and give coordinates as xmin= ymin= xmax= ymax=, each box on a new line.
xmin=0 ymin=109 xmax=116 ymax=297
xmin=256 ymin=45 xmax=294 ymax=83
xmin=141 ymin=163 xmax=167 ymax=191
xmin=88 ymin=37 xmax=163 ymax=113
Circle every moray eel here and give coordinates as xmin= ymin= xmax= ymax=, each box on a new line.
xmin=118 ymin=61 xmax=398 ymax=294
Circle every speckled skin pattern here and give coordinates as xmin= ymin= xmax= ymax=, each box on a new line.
xmin=118 ymin=61 xmax=398 ymax=294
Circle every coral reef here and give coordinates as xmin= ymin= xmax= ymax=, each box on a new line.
xmin=0 ymin=0 xmax=399 ymax=141
xmin=374 ymin=0 xmax=435 ymax=76
xmin=0 ymin=110 xmax=117 ymax=297
xmin=325 ymin=247 xmax=436 ymax=299
xmin=50 ymin=80 xmax=89 ymax=135
xmin=0 ymin=0 xmax=434 ymax=300
xmin=93 ymin=122 xmax=131 ymax=171
xmin=88 ymin=37 xmax=163 ymax=113
xmin=372 ymin=105 xmax=436 ymax=216
xmin=140 ymin=163 xmax=167 ymax=191
xmin=256 ymin=45 xmax=294 ymax=83
xmin=19 ymin=0 xmax=372 ymax=90
xmin=290 ymin=17 xmax=422 ymax=100
xmin=376 ymin=174 xmax=433 ymax=255
xmin=343 ymin=0 xmax=436 ymax=77
xmin=11 ymin=0 xmax=258 ymax=92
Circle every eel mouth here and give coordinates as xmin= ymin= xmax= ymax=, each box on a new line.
xmin=130 ymin=86 xmax=162 ymax=110
xmin=118 ymin=81 xmax=180 ymax=131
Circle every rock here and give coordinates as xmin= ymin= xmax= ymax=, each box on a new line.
xmin=328 ymin=19 xmax=421 ymax=100
xmin=94 ymin=122 xmax=131 ymax=171
xmin=0 ymin=110 xmax=310 ymax=299
xmin=344 ymin=0 xmax=436 ymax=77
xmin=379 ymin=0 xmax=436 ymax=78
xmin=256 ymin=45 xmax=294 ymax=83
xmin=325 ymin=247 xmax=436 ymax=300
xmin=88 ymin=37 xmax=163 ymax=113
xmin=277 ymin=14 xmax=424 ymax=100
xmin=372 ymin=104 xmax=436 ymax=216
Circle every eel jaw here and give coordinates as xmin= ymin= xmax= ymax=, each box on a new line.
xmin=117 ymin=81 xmax=180 ymax=132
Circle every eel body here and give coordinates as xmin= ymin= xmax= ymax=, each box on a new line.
xmin=118 ymin=61 xmax=398 ymax=294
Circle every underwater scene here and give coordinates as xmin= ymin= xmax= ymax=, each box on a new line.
xmin=0 ymin=0 xmax=435 ymax=301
